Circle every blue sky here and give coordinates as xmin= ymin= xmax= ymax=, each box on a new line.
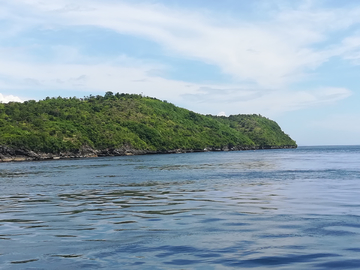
xmin=1 ymin=0 xmax=360 ymax=145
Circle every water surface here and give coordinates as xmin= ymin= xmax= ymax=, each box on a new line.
xmin=1 ymin=146 xmax=360 ymax=269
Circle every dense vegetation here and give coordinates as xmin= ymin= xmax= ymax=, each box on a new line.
xmin=0 ymin=92 xmax=296 ymax=154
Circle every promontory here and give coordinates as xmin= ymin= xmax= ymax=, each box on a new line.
xmin=0 ymin=92 xmax=296 ymax=162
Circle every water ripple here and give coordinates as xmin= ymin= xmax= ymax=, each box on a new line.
xmin=1 ymin=147 xmax=360 ymax=269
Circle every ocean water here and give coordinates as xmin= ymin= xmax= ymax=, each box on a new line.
xmin=1 ymin=146 xmax=360 ymax=269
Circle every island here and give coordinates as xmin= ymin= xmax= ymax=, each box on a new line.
xmin=0 ymin=92 xmax=296 ymax=162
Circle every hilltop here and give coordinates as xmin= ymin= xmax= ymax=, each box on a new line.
xmin=0 ymin=92 xmax=296 ymax=161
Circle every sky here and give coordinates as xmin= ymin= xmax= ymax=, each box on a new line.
xmin=1 ymin=0 xmax=360 ymax=146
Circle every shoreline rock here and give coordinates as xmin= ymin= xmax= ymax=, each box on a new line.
xmin=0 ymin=145 xmax=297 ymax=163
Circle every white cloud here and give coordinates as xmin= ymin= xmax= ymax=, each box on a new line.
xmin=55 ymin=1 xmax=326 ymax=86
xmin=0 ymin=0 xmax=358 ymax=117
xmin=0 ymin=54 xmax=351 ymax=115
xmin=4 ymin=0 xmax=360 ymax=87
xmin=339 ymin=35 xmax=360 ymax=65
xmin=0 ymin=93 xmax=23 ymax=103
xmin=0 ymin=59 xmax=199 ymax=101
xmin=181 ymin=86 xmax=351 ymax=116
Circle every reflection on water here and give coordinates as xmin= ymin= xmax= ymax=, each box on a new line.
xmin=1 ymin=146 xmax=360 ymax=269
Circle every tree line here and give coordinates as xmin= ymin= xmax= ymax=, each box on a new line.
xmin=0 ymin=92 xmax=297 ymax=153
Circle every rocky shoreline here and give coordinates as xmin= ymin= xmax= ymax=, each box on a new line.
xmin=0 ymin=145 xmax=297 ymax=162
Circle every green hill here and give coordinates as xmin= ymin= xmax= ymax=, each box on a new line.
xmin=0 ymin=92 xmax=296 ymax=161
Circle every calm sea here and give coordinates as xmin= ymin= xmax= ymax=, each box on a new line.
xmin=1 ymin=146 xmax=360 ymax=269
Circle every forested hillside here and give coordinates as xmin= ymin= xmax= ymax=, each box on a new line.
xmin=0 ymin=92 xmax=296 ymax=161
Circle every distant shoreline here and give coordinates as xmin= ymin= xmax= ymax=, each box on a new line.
xmin=0 ymin=145 xmax=297 ymax=163
xmin=0 ymin=94 xmax=297 ymax=160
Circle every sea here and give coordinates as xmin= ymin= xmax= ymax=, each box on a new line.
xmin=1 ymin=145 xmax=360 ymax=269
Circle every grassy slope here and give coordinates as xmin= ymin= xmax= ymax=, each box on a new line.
xmin=0 ymin=93 xmax=296 ymax=153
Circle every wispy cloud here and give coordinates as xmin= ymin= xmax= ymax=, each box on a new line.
xmin=3 ymin=1 xmax=360 ymax=84
xmin=17 ymin=0 xmax=360 ymax=85
xmin=182 ymin=86 xmax=351 ymax=116
xmin=0 ymin=58 xmax=199 ymax=100
xmin=0 ymin=0 xmax=358 ymax=115
xmin=339 ymin=35 xmax=360 ymax=65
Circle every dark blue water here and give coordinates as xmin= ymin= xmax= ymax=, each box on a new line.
xmin=1 ymin=146 xmax=360 ymax=269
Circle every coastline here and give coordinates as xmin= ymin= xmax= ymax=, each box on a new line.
xmin=0 ymin=145 xmax=297 ymax=162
